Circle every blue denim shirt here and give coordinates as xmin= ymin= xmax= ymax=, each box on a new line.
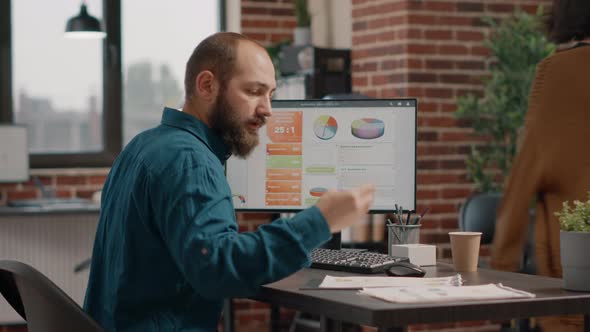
xmin=84 ymin=108 xmax=331 ymax=331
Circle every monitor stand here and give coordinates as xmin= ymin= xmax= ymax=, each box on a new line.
xmin=320 ymin=231 xmax=341 ymax=250
xmin=270 ymin=213 xmax=341 ymax=250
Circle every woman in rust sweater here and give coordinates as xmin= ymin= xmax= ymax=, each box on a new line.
xmin=490 ymin=0 xmax=590 ymax=330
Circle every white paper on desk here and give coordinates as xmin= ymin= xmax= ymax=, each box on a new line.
xmin=318 ymin=274 xmax=462 ymax=289
xmin=359 ymin=283 xmax=535 ymax=303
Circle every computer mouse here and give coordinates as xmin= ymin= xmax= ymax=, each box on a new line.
xmin=385 ymin=261 xmax=426 ymax=277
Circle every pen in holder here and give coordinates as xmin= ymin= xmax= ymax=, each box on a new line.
xmin=387 ymin=224 xmax=421 ymax=256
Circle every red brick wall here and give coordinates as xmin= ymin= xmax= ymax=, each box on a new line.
xmin=0 ymin=169 xmax=108 ymax=206
xmin=241 ymin=0 xmax=297 ymax=47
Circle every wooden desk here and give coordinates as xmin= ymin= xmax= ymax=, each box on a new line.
xmin=252 ymin=264 xmax=590 ymax=332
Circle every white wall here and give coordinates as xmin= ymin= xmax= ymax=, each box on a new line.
xmin=309 ymin=0 xmax=351 ymax=49
xmin=225 ymin=0 xmax=241 ymax=33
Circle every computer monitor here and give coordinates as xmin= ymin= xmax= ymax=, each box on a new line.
xmin=0 ymin=125 xmax=28 ymax=183
xmin=226 ymin=99 xmax=417 ymax=214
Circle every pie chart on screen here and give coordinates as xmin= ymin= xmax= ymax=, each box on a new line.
xmin=313 ymin=115 xmax=338 ymax=140
xmin=309 ymin=187 xmax=328 ymax=197
xmin=351 ymin=118 xmax=385 ymax=139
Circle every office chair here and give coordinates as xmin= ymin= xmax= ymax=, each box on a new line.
xmin=458 ymin=192 xmax=536 ymax=274
xmin=0 ymin=260 xmax=105 ymax=332
xmin=459 ymin=192 xmax=502 ymax=245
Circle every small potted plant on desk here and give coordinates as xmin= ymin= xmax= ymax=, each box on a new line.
xmin=555 ymin=192 xmax=590 ymax=291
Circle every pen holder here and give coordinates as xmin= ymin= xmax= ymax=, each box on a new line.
xmin=387 ymin=224 xmax=421 ymax=256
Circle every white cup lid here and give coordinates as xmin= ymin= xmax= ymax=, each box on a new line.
xmin=448 ymin=231 xmax=482 ymax=236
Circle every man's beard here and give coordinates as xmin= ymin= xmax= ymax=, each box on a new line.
xmin=209 ymin=93 xmax=265 ymax=158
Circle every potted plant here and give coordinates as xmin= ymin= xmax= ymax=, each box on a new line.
xmin=293 ymin=0 xmax=311 ymax=45
xmin=455 ymin=7 xmax=555 ymax=194
xmin=454 ymin=8 xmax=554 ymax=264
xmin=555 ymin=192 xmax=590 ymax=291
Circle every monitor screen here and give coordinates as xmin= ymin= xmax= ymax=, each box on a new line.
xmin=226 ymin=99 xmax=416 ymax=213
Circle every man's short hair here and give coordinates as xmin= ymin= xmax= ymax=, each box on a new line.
xmin=184 ymin=32 xmax=258 ymax=102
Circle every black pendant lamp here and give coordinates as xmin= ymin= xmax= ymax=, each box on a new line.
xmin=65 ymin=3 xmax=106 ymax=39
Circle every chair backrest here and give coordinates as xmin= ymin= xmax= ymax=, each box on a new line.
xmin=458 ymin=192 xmax=502 ymax=244
xmin=0 ymin=260 xmax=104 ymax=332
xmin=459 ymin=192 xmax=538 ymax=275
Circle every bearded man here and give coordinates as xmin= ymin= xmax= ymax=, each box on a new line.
xmin=83 ymin=32 xmax=374 ymax=332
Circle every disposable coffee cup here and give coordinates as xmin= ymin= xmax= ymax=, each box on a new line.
xmin=449 ymin=231 xmax=482 ymax=272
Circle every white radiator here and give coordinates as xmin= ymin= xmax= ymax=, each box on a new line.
xmin=0 ymin=212 xmax=99 ymax=324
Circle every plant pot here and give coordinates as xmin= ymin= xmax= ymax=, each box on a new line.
xmin=560 ymin=230 xmax=590 ymax=291
xmin=293 ymin=27 xmax=311 ymax=46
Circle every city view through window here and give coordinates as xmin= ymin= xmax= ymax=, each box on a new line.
xmin=12 ymin=1 xmax=220 ymax=154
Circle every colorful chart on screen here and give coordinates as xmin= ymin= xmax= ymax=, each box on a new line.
xmin=309 ymin=187 xmax=328 ymax=197
xmin=351 ymin=118 xmax=385 ymax=139
xmin=313 ymin=115 xmax=338 ymax=140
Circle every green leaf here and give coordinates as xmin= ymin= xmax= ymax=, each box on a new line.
xmin=453 ymin=6 xmax=555 ymax=193
xmin=555 ymin=192 xmax=590 ymax=232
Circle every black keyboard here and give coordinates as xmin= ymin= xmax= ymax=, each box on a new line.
xmin=310 ymin=248 xmax=408 ymax=274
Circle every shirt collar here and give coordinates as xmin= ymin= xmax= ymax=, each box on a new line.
xmin=160 ymin=107 xmax=231 ymax=163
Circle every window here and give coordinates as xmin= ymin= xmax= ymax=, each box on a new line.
xmin=0 ymin=0 xmax=224 ymax=168
xmin=13 ymin=0 xmax=104 ymax=155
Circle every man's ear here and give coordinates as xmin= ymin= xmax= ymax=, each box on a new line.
xmin=195 ymin=70 xmax=219 ymax=102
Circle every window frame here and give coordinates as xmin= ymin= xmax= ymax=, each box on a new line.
xmin=0 ymin=0 xmax=226 ymax=168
